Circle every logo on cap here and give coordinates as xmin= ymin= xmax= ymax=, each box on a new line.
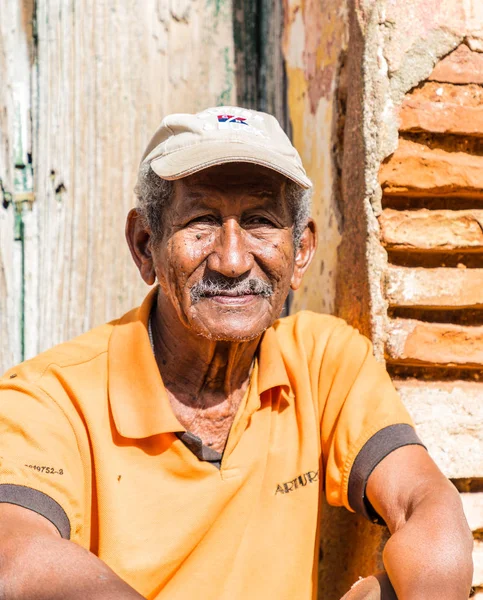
xmin=217 ymin=114 xmax=248 ymax=125
xmin=216 ymin=113 xmax=267 ymax=137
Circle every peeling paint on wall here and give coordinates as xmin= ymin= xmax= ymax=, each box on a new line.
xmin=283 ymin=0 xmax=348 ymax=314
xmin=216 ymin=46 xmax=235 ymax=105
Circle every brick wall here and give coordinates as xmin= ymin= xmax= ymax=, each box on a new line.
xmin=379 ymin=43 xmax=483 ymax=596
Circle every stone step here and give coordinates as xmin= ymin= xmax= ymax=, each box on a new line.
xmin=474 ymin=540 xmax=483 ymax=588
xmin=385 ymin=266 xmax=483 ymax=309
xmin=399 ymin=82 xmax=483 ymax=137
xmin=379 ymin=139 xmax=483 ymax=197
xmin=394 ymin=380 xmax=483 ymax=478
xmin=379 ymin=208 xmax=483 ymax=252
xmin=386 ymin=318 xmax=483 ymax=368
xmin=428 ymin=44 xmax=483 ymax=85
xmin=459 ymin=493 xmax=483 ymax=533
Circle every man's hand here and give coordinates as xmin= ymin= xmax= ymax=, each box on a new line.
xmin=341 ymin=572 xmax=397 ymax=600
xmin=0 ymin=503 xmax=145 ymax=600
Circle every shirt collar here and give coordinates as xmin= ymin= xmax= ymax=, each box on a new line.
xmin=108 ymin=287 xmax=185 ymax=438
xmin=108 ymin=288 xmax=292 ymax=439
xmin=257 ymin=325 xmax=292 ymax=395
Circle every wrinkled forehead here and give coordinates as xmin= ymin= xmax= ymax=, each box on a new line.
xmin=174 ymin=162 xmax=288 ymax=196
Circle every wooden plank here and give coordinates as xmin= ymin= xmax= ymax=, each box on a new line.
xmin=0 ymin=208 xmax=19 ymax=372
xmin=0 ymin=0 xmax=17 ymax=372
xmin=0 ymin=0 xmax=33 ymax=372
xmin=233 ymin=0 xmax=259 ymax=109
xmin=234 ymin=0 xmax=290 ymax=135
xmin=28 ymin=0 xmax=236 ymax=357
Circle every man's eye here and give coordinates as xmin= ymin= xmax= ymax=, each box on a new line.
xmin=245 ymin=216 xmax=276 ymax=227
xmin=188 ymin=215 xmax=218 ymax=225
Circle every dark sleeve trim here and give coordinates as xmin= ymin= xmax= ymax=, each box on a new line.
xmin=348 ymin=423 xmax=426 ymax=525
xmin=0 ymin=484 xmax=71 ymax=539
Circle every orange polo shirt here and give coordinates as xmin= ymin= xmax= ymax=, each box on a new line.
xmin=0 ymin=289 xmax=421 ymax=599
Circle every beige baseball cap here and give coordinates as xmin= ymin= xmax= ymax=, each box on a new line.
xmin=141 ymin=106 xmax=312 ymax=189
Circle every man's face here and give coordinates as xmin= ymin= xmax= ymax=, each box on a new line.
xmin=151 ymin=164 xmax=298 ymax=342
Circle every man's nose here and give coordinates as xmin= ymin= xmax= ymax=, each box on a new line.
xmin=207 ymin=219 xmax=254 ymax=277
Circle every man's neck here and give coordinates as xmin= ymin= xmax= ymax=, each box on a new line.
xmin=150 ymin=292 xmax=260 ymax=408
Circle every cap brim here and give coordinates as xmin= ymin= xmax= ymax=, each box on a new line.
xmin=148 ymin=140 xmax=312 ymax=189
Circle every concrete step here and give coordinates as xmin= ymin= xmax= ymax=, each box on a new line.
xmin=428 ymin=44 xmax=483 ymax=85
xmin=386 ymin=318 xmax=483 ymax=368
xmin=394 ymin=379 xmax=483 ymax=478
xmin=385 ymin=265 xmax=483 ymax=309
xmin=379 ymin=208 xmax=483 ymax=252
xmin=379 ymin=139 xmax=483 ymax=198
xmin=399 ymin=82 xmax=483 ymax=137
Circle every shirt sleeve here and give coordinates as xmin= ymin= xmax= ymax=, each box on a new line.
xmin=319 ymin=323 xmax=425 ymax=524
xmin=0 ymin=379 xmax=86 ymax=541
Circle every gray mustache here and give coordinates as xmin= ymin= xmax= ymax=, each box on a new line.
xmin=190 ymin=276 xmax=274 ymax=303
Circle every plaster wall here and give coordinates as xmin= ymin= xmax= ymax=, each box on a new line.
xmin=283 ymin=0 xmax=348 ymax=315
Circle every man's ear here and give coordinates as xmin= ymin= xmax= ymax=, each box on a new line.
xmin=125 ymin=208 xmax=156 ymax=285
xmin=290 ymin=218 xmax=317 ymax=291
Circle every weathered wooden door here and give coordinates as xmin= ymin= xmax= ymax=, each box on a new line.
xmin=0 ymin=0 xmax=236 ymax=372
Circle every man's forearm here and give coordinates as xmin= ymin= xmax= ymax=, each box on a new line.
xmin=0 ymin=532 xmax=144 ymax=600
xmin=382 ymin=482 xmax=473 ymax=600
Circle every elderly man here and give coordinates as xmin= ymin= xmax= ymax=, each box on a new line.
xmin=0 ymin=107 xmax=473 ymax=600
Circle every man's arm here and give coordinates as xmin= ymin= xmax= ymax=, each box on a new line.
xmin=0 ymin=504 xmax=145 ymax=600
xmin=343 ymin=445 xmax=473 ymax=599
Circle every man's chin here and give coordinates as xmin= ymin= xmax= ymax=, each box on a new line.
xmin=187 ymin=301 xmax=276 ymax=342
xmin=193 ymin=316 xmax=272 ymax=342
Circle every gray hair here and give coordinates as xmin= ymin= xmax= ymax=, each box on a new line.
xmin=134 ymin=163 xmax=312 ymax=248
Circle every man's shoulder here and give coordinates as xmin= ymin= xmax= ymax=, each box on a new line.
xmin=1 ymin=320 xmax=118 ymax=386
